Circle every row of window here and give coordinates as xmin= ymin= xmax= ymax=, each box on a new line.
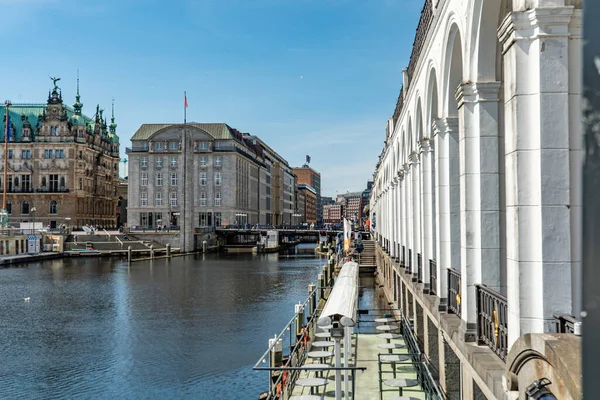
xmin=139 ymin=192 xmax=223 ymax=207
xmin=138 ymin=211 xmax=223 ymax=228
xmin=4 ymin=200 xmax=58 ymax=215
xmin=139 ymin=156 xmax=222 ymax=168
xmin=140 ymin=172 xmax=222 ymax=187
xmin=1 ymin=175 xmax=65 ymax=190
xmin=5 ymin=149 xmax=65 ymax=159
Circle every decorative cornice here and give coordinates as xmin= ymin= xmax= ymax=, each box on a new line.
xmin=432 ymin=117 xmax=459 ymax=137
xmin=419 ymin=137 xmax=432 ymax=154
xmin=456 ymin=82 xmax=501 ymax=108
xmin=498 ymin=7 xmax=575 ymax=54
xmin=409 ymin=151 xmax=420 ymax=165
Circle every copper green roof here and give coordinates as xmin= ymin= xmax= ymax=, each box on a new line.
xmin=131 ymin=123 xmax=235 ymax=141
xmin=0 ymin=103 xmax=107 ymax=141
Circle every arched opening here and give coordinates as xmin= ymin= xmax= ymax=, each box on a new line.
xmin=445 ymin=24 xmax=463 ymax=273
xmin=427 ymin=67 xmax=440 ymax=280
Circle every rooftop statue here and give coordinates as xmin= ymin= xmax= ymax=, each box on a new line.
xmin=49 ymin=76 xmax=61 ymax=92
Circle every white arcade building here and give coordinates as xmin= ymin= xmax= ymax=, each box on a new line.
xmin=370 ymin=0 xmax=582 ymax=399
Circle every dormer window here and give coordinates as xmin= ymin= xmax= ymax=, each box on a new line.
xmin=169 ymin=141 xmax=179 ymax=151
xmin=50 ymin=126 xmax=58 ymax=136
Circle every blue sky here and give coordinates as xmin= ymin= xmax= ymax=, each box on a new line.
xmin=2 ymin=0 xmax=422 ymax=197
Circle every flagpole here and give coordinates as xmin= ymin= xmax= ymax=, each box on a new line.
xmin=184 ymin=91 xmax=187 ymax=124
xmin=3 ymin=101 xmax=10 ymax=210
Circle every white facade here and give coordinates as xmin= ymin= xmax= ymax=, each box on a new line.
xmin=371 ymin=0 xmax=582 ymax=349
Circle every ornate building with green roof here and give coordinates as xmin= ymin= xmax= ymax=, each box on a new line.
xmin=0 ymin=79 xmax=121 ymax=228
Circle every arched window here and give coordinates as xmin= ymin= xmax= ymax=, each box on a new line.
xmin=49 ymin=200 xmax=57 ymax=214
xmin=21 ymin=201 xmax=29 ymax=214
xmin=13 ymin=177 xmax=19 ymax=187
xmin=41 ymin=177 xmax=47 ymax=187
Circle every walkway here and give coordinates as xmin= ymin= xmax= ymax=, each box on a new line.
xmin=288 ymin=327 xmax=429 ymax=399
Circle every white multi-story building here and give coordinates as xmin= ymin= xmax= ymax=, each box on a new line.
xmin=370 ymin=0 xmax=582 ymax=399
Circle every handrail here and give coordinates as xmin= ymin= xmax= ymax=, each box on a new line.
xmin=115 ymin=236 xmax=123 ymax=247
xmin=476 ymin=284 xmax=508 ymax=361
xmin=252 ymin=286 xmax=319 ymax=370
xmin=429 ymin=259 xmax=437 ymax=295
xmin=417 ymin=253 xmax=423 ymax=283
xmin=447 ymin=268 xmax=461 ymax=317
xmin=554 ymin=314 xmax=578 ymax=334
xmin=103 ymin=229 xmax=110 ymax=241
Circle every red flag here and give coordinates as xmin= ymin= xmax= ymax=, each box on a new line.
xmin=184 ymin=92 xmax=188 ymax=108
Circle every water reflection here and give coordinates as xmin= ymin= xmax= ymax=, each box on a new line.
xmin=0 ymin=251 xmax=325 ymax=399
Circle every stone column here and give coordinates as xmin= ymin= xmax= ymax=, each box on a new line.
xmin=568 ymin=9 xmax=583 ymax=316
xmin=455 ymin=81 xmax=502 ymax=340
xmin=411 ymin=151 xmax=422 ymax=281
xmin=433 ymin=118 xmax=458 ymax=307
xmin=400 ymin=168 xmax=406 ymax=265
xmin=392 ymin=179 xmax=398 ymax=259
xmin=420 ymin=138 xmax=434 ymax=292
xmin=404 ymin=161 xmax=413 ymax=274
xmin=499 ymin=7 xmax=575 ymax=345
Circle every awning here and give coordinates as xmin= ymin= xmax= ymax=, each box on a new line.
xmin=318 ymin=261 xmax=359 ymax=327
xmin=363 ymin=203 xmax=370 ymax=214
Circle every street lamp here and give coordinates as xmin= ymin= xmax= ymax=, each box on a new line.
xmin=30 ymin=207 xmax=37 ymax=233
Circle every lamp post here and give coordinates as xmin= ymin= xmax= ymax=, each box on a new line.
xmin=30 ymin=207 xmax=37 ymax=233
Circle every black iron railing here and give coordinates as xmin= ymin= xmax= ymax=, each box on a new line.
xmin=476 ymin=285 xmax=508 ymax=361
xmin=407 ymin=0 xmax=434 ymax=82
xmin=429 ymin=259 xmax=437 ymax=295
xmin=417 ymin=253 xmax=423 ymax=282
xmin=392 ymin=88 xmax=405 ymax=125
xmin=401 ymin=245 xmax=406 ymax=267
xmin=554 ymin=314 xmax=578 ymax=334
xmin=447 ymin=268 xmax=461 ymax=317
xmin=408 ymin=249 xmax=413 ymax=273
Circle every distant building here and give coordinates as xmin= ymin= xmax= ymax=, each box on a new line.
xmin=295 ymin=185 xmax=305 ymax=226
xmin=126 ymin=123 xmax=294 ymax=251
xmin=297 ymin=184 xmax=316 ymax=224
xmin=338 ymin=191 xmax=363 ymax=224
xmin=321 ymin=196 xmax=335 ymax=206
xmin=293 ymin=166 xmax=321 ymax=224
xmin=116 ymin=178 xmax=128 ymax=227
xmin=323 ymin=203 xmax=343 ymax=225
xmin=247 ymin=135 xmax=295 ymax=226
xmin=0 ymin=80 xmax=120 ymax=229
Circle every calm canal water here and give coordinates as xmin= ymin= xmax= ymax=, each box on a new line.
xmin=0 ymin=251 xmax=327 ymax=399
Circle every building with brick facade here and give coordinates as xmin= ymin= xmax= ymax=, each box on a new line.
xmin=297 ymin=184 xmax=316 ymax=224
xmin=323 ymin=203 xmax=343 ymax=225
xmin=0 ymin=80 xmax=120 ymax=229
xmin=293 ymin=166 xmax=321 ymax=224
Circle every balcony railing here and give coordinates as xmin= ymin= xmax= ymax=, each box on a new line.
xmin=429 ymin=259 xmax=437 ymax=295
xmin=36 ymin=187 xmax=69 ymax=193
xmin=554 ymin=314 xmax=578 ymax=334
xmin=407 ymin=0 xmax=434 ymax=82
xmin=417 ymin=253 xmax=423 ymax=283
xmin=401 ymin=245 xmax=406 ymax=267
xmin=476 ymin=285 xmax=508 ymax=361
xmin=447 ymin=268 xmax=461 ymax=317
xmin=408 ymin=248 xmax=413 ymax=273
